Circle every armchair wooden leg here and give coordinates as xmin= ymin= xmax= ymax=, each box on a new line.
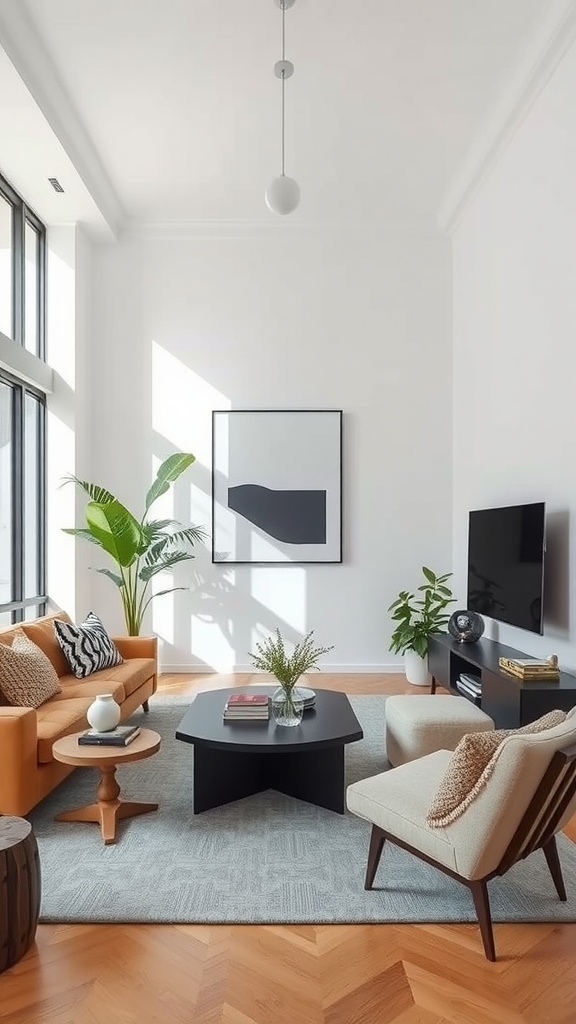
xmin=365 ymin=826 xmax=386 ymax=890
xmin=542 ymin=835 xmax=567 ymax=901
xmin=142 ymin=700 xmax=150 ymax=713
xmin=469 ymin=879 xmax=496 ymax=961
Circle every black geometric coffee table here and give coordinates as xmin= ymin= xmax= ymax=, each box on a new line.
xmin=175 ymin=687 xmax=363 ymax=814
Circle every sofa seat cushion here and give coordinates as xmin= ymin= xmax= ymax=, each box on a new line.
xmin=95 ymin=658 xmax=155 ymax=698
xmin=52 ymin=674 xmax=126 ymax=704
xmin=36 ymin=697 xmax=93 ymax=763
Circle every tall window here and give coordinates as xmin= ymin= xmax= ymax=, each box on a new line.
xmin=0 ymin=173 xmax=46 ymax=626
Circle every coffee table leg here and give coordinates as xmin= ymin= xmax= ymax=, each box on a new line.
xmin=270 ymin=745 xmax=346 ymax=813
xmin=193 ymin=745 xmax=268 ymax=812
xmin=192 ymin=743 xmax=346 ymax=814
xmin=55 ymin=764 xmax=158 ymax=844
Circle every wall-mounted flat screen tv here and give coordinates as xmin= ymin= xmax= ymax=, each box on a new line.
xmin=467 ymin=502 xmax=546 ymax=635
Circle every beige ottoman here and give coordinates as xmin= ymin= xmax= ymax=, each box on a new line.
xmin=385 ymin=694 xmax=494 ymax=767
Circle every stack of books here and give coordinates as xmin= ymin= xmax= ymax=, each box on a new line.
xmin=498 ymin=655 xmax=560 ymax=681
xmin=78 ymin=724 xmax=141 ymax=746
xmin=456 ymin=672 xmax=482 ymax=701
xmin=223 ymin=693 xmax=270 ymax=721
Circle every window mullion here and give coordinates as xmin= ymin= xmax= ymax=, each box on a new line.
xmin=12 ymin=385 xmax=23 ymax=622
xmin=13 ymin=202 xmax=24 ymax=346
xmin=38 ymin=397 xmax=46 ymax=611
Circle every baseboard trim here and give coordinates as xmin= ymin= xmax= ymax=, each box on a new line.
xmin=160 ymin=663 xmax=404 ymax=674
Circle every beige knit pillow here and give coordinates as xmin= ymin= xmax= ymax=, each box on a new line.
xmin=0 ymin=629 xmax=62 ymax=708
xmin=426 ymin=709 xmax=567 ymax=828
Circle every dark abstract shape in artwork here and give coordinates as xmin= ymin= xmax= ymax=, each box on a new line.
xmin=228 ymin=485 xmax=326 ymax=544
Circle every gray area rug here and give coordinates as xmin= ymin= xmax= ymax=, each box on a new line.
xmin=30 ymin=694 xmax=576 ymax=924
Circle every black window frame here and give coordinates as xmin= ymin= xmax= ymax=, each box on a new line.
xmin=0 ymin=174 xmax=46 ymax=358
xmin=0 ymin=171 xmax=47 ymax=624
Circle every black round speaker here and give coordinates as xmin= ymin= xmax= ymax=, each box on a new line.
xmin=448 ymin=609 xmax=485 ymax=643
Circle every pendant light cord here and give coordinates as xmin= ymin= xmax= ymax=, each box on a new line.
xmin=281 ymin=1 xmax=286 ymax=176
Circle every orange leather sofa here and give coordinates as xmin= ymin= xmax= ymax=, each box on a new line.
xmin=0 ymin=611 xmax=157 ymax=816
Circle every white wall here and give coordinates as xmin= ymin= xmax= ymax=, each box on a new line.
xmin=89 ymin=227 xmax=452 ymax=671
xmin=452 ymin=36 xmax=576 ymax=668
xmin=46 ymin=225 xmax=93 ymax=620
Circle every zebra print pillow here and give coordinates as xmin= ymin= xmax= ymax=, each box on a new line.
xmin=54 ymin=612 xmax=123 ymax=679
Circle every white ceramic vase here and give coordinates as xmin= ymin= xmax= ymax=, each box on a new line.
xmin=404 ymin=649 xmax=429 ymax=687
xmin=86 ymin=694 xmax=121 ymax=732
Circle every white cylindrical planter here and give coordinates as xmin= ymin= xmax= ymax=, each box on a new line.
xmin=404 ymin=650 xmax=429 ymax=686
xmin=86 ymin=694 xmax=121 ymax=732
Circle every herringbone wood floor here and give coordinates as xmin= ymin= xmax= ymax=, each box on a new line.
xmin=2 ymin=673 xmax=576 ymax=1023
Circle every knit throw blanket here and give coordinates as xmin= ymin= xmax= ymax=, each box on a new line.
xmin=426 ymin=709 xmax=567 ymax=828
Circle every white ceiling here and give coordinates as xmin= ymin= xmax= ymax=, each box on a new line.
xmin=0 ymin=0 xmax=552 ymax=229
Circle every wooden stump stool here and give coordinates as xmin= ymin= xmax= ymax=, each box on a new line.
xmin=0 ymin=816 xmax=41 ymax=973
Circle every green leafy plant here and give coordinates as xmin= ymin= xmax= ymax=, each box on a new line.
xmin=249 ymin=628 xmax=334 ymax=693
xmin=63 ymin=453 xmax=206 ymax=636
xmin=388 ymin=566 xmax=455 ymax=658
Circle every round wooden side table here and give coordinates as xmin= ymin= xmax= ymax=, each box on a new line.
xmin=0 ymin=816 xmax=41 ymax=973
xmin=52 ymin=728 xmax=161 ymax=845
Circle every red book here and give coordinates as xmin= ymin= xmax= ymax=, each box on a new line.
xmin=227 ymin=693 xmax=269 ymax=705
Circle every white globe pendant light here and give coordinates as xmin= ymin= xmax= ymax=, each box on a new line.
xmin=266 ymin=175 xmax=301 ymax=215
xmin=265 ymin=0 xmax=300 ymax=215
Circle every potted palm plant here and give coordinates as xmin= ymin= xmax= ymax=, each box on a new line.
xmin=63 ymin=453 xmax=206 ymax=635
xmin=388 ymin=566 xmax=455 ymax=685
xmin=249 ymin=628 xmax=333 ymax=726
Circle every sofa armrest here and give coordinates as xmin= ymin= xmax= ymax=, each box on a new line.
xmin=0 ymin=707 xmax=38 ymax=816
xmin=112 ymin=635 xmax=158 ymax=663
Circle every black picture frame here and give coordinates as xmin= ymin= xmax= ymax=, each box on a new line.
xmin=211 ymin=409 xmax=343 ymax=565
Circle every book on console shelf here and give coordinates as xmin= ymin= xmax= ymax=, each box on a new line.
xmin=498 ymin=655 xmax=560 ymax=681
xmin=78 ymin=725 xmax=141 ymax=746
xmin=459 ymin=673 xmax=482 ymax=693
xmin=456 ymin=680 xmax=481 ymax=701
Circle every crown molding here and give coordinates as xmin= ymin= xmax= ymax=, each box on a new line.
xmin=121 ymin=218 xmax=446 ymax=243
xmin=0 ymin=0 xmax=124 ymax=238
xmin=438 ymin=0 xmax=576 ymax=234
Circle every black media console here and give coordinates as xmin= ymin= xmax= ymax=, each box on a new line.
xmin=428 ymin=633 xmax=576 ymax=729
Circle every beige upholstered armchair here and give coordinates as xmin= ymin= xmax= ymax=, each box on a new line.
xmin=347 ymin=709 xmax=576 ymax=960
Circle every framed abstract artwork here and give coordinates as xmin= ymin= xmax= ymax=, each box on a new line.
xmin=211 ymin=409 xmax=343 ymax=564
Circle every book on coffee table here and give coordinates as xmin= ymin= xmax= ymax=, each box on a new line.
xmin=78 ymin=725 xmax=141 ymax=746
xmin=223 ymin=693 xmax=270 ymax=721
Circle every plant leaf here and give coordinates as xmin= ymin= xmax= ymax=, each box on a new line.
xmin=94 ymin=567 xmax=124 ymax=588
xmin=62 ymin=527 xmax=102 ymax=546
xmin=145 ymin=454 xmax=196 ymax=513
xmin=85 ymin=500 xmax=144 ymax=567
xmin=61 ymin=474 xmax=116 ymax=504
xmin=139 ymin=551 xmax=194 ymax=581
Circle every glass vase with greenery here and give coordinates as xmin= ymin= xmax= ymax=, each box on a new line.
xmin=63 ymin=453 xmax=206 ymax=636
xmin=249 ymin=628 xmax=334 ymax=726
xmin=388 ymin=566 xmax=455 ymax=658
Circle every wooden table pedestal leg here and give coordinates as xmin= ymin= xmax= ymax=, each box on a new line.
xmin=55 ymin=764 xmax=158 ymax=845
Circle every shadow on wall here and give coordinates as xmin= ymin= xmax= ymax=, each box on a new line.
xmin=543 ymin=509 xmax=570 ymax=640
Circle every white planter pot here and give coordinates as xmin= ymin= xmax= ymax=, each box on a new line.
xmin=404 ymin=650 xmax=429 ymax=687
xmin=87 ymin=694 xmax=121 ymax=732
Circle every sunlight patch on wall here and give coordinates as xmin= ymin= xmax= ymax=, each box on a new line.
xmin=151 ymin=341 xmax=229 ymax=462
xmin=192 ymin=615 xmax=235 ymax=671
xmin=250 ymin=567 xmax=306 ymax=634
xmin=47 ymin=411 xmax=75 ymax=614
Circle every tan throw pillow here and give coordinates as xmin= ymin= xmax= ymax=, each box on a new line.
xmin=426 ymin=709 xmax=567 ymax=829
xmin=0 ymin=629 xmax=62 ymax=708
